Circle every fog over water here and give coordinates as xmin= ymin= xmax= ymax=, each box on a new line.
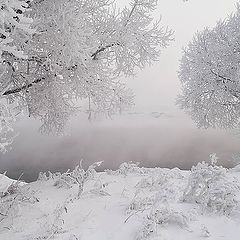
xmin=0 ymin=0 xmax=239 ymax=182
xmin=1 ymin=111 xmax=240 ymax=182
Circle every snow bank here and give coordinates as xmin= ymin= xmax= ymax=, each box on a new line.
xmin=0 ymin=163 xmax=240 ymax=240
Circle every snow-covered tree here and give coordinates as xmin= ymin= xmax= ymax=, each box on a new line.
xmin=0 ymin=0 xmax=173 ymax=137
xmin=0 ymin=0 xmax=34 ymax=152
xmin=178 ymin=5 xmax=240 ymax=129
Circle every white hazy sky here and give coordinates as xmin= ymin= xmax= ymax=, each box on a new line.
xmin=123 ymin=0 xmax=237 ymax=110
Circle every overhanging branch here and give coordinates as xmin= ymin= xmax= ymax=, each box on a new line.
xmin=3 ymin=78 xmax=44 ymax=96
xmin=210 ymin=69 xmax=233 ymax=83
xmin=3 ymin=43 xmax=121 ymax=96
xmin=91 ymin=42 xmax=120 ymax=60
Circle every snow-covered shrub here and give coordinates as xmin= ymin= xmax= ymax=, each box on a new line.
xmin=106 ymin=162 xmax=150 ymax=176
xmin=134 ymin=172 xmax=171 ymax=190
xmin=118 ymin=162 xmax=141 ymax=175
xmin=37 ymin=171 xmax=62 ymax=181
xmin=145 ymin=168 xmax=185 ymax=191
xmin=37 ymin=172 xmax=50 ymax=181
xmin=127 ymin=195 xmax=155 ymax=215
xmin=138 ymin=206 xmax=191 ymax=239
xmin=129 ymin=168 xmax=186 ymax=216
xmin=53 ymin=170 xmax=76 ymax=189
xmin=150 ymin=207 xmax=189 ymax=227
xmin=38 ymin=161 xmax=102 ymax=198
xmin=0 ymin=180 xmax=38 ymax=231
xmin=134 ymin=168 xmax=185 ymax=201
xmin=135 ymin=177 xmax=153 ymax=189
xmin=183 ymin=161 xmax=239 ymax=215
xmin=154 ymin=184 xmax=182 ymax=204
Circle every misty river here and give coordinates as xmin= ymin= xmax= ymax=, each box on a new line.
xmin=1 ymin=111 xmax=240 ymax=182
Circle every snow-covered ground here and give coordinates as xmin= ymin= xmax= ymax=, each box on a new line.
xmin=1 ymin=162 xmax=240 ymax=240
xmin=0 ymin=173 xmax=25 ymax=194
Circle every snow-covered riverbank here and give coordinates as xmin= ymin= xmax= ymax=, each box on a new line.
xmin=1 ymin=162 xmax=240 ymax=240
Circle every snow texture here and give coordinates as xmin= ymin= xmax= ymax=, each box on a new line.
xmin=1 ymin=161 xmax=240 ymax=240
